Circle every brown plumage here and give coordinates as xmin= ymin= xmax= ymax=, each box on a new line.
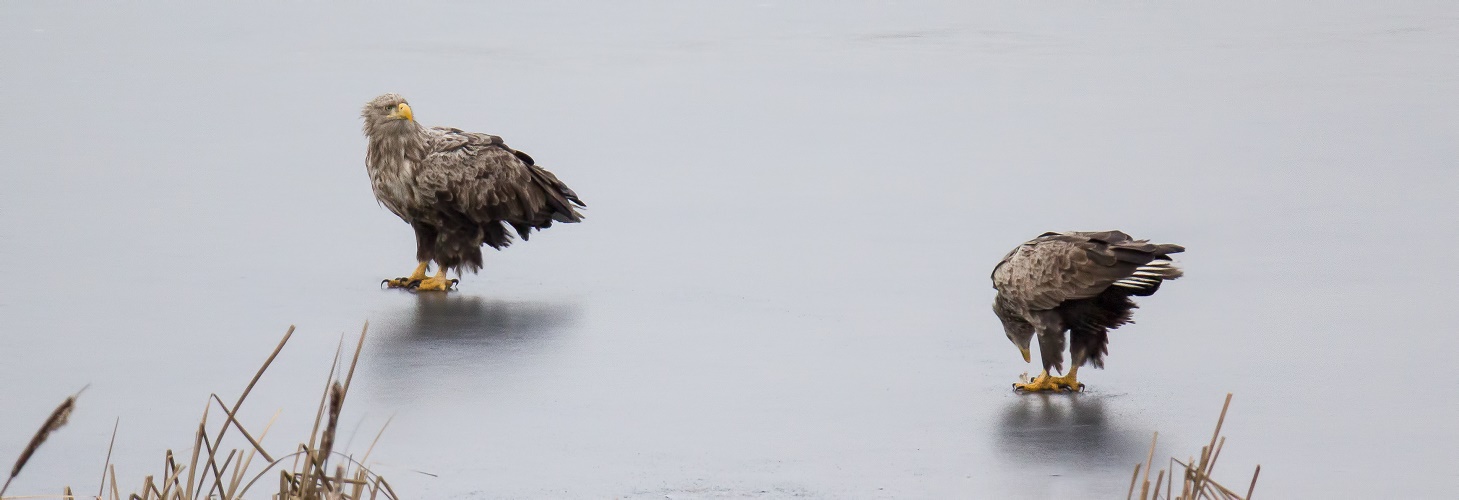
xmin=992 ymin=231 xmax=1184 ymax=376
xmin=361 ymin=93 xmax=584 ymax=289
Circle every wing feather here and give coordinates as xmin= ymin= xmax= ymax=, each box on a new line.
xmin=992 ymin=231 xmax=1183 ymax=311
xmin=416 ymin=128 xmax=585 ymax=239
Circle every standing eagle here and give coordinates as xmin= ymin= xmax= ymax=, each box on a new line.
xmin=361 ymin=93 xmax=585 ymax=291
xmin=992 ymin=231 xmax=1184 ymax=392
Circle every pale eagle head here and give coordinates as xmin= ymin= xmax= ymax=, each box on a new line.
xmin=361 ymin=93 xmax=416 ymax=137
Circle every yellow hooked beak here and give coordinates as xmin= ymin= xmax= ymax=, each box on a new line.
xmin=1019 ymin=346 xmax=1031 ymax=363
xmin=388 ymin=102 xmax=413 ymax=121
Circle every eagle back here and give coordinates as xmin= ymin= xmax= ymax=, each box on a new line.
xmin=993 ymin=233 xmax=1142 ymax=312
xmin=417 ymin=128 xmax=542 ymax=223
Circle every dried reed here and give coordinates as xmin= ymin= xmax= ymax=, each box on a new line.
xmin=1127 ymin=393 xmax=1261 ymax=500
xmin=1 ymin=386 xmax=86 ymax=498
xmin=1 ymin=324 xmax=399 ymax=500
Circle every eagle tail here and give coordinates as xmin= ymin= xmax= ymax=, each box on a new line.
xmin=1111 ymin=257 xmax=1184 ymax=296
xmin=1069 ymin=292 xmax=1138 ymax=368
xmin=510 ymin=222 xmax=533 ymax=241
xmin=529 ymin=165 xmax=586 ymax=224
xmin=1106 ymin=237 xmax=1184 ymax=296
xmin=481 ymin=222 xmax=514 ymax=250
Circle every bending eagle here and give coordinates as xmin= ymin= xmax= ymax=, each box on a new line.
xmin=992 ymin=231 xmax=1184 ymax=392
xmin=361 ymin=93 xmax=585 ymax=291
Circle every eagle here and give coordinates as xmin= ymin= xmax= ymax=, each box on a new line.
xmin=991 ymin=231 xmax=1184 ymax=392
xmin=361 ymin=93 xmax=585 ymax=291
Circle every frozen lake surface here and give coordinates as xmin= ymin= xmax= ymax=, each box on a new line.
xmin=2 ymin=1 xmax=1456 ymax=498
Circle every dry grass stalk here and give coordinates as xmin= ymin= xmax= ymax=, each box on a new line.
xmin=107 ymin=464 xmax=119 ymax=500
xmin=319 ymin=383 xmax=345 ymax=467
xmin=225 ymin=410 xmax=280 ymax=499
xmin=3 ymin=324 xmax=400 ymax=500
xmin=193 ymin=326 xmax=295 ymax=500
xmin=207 ymin=396 xmax=273 ymax=463
xmin=1142 ymin=431 xmax=1158 ymax=493
xmin=183 ymin=405 xmax=207 ymax=500
xmin=297 ymin=334 xmax=348 ymax=492
xmin=1 ymin=386 xmax=85 ymax=498
xmin=1127 ymin=463 xmax=1142 ymax=500
xmin=1130 ymin=393 xmax=1261 ymax=500
xmin=1245 ymin=465 xmax=1260 ymax=499
xmin=1207 ymin=436 xmax=1227 ymax=477
xmin=1168 ymin=458 xmax=1175 ymax=500
xmin=1192 ymin=394 xmax=1233 ymax=494
xmin=359 ymin=417 xmax=393 ymax=468
xmin=96 ymin=418 xmax=119 ymax=499
xmin=307 ymin=382 xmax=347 ymax=497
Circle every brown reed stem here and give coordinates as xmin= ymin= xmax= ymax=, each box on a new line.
xmin=301 ymin=333 xmax=348 ymax=487
xmin=4 ymin=324 xmax=397 ymax=500
xmin=183 ymin=401 xmax=208 ymax=500
xmin=95 ymin=418 xmax=119 ymax=499
xmin=198 ymin=326 xmax=294 ymax=497
xmin=1198 ymin=394 xmax=1233 ymax=473
xmin=1168 ymin=457 xmax=1174 ymax=500
xmin=311 ymin=382 xmax=346 ymax=494
xmin=360 ymin=415 xmax=394 ymax=468
xmin=1143 ymin=431 xmax=1158 ymax=487
xmin=206 ymin=394 xmax=274 ymax=463
xmin=1245 ymin=465 xmax=1260 ymax=500
xmin=1128 ymin=463 xmax=1143 ymax=500
xmin=107 ymin=464 xmax=118 ymax=500
xmin=2 ymin=386 xmax=85 ymax=498
xmin=226 ymin=409 xmax=281 ymax=499
xmin=341 ymin=322 xmax=369 ymax=400
xmin=1208 ymin=436 xmax=1227 ymax=478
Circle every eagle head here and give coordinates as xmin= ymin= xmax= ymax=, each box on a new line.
xmin=361 ymin=93 xmax=416 ymax=136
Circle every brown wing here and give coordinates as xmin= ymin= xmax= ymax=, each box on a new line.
xmin=415 ymin=128 xmax=585 ymax=238
xmin=992 ymin=231 xmax=1184 ymax=311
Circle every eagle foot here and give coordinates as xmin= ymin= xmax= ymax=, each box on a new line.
xmin=408 ymin=276 xmax=458 ymax=292
xmin=382 ymin=277 xmax=419 ymax=289
xmin=1013 ymin=372 xmax=1084 ymax=393
xmin=383 ymin=262 xmax=432 ymax=289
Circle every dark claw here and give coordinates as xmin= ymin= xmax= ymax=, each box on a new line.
xmin=380 ymin=279 xmax=390 ymax=289
xmin=449 ymin=279 xmax=460 ymax=289
xmin=407 ymin=279 xmax=422 ymax=289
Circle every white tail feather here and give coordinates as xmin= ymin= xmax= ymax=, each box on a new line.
xmin=1135 ymin=261 xmax=1181 ymax=278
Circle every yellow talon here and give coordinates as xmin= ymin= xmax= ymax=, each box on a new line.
xmin=1013 ymin=366 xmax=1082 ymax=393
xmin=1014 ymin=371 xmax=1058 ymax=392
xmin=1046 ymin=366 xmax=1081 ymax=390
xmin=410 ymin=270 xmax=456 ymax=292
xmin=383 ymin=262 xmax=430 ymax=288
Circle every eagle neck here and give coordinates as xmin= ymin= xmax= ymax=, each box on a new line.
xmin=367 ymin=119 xmax=427 ymax=160
xmin=365 ymin=120 xmax=428 ymax=211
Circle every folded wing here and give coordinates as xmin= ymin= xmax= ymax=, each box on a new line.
xmin=992 ymin=231 xmax=1184 ymax=311
xmin=415 ymin=127 xmax=586 ymax=247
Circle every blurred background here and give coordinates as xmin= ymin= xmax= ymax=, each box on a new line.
xmin=1 ymin=1 xmax=1455 ymax=497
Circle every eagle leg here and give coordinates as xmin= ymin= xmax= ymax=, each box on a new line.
xmin=383 ymin=262 xmax=430 ymax=289
xmin=1013 ymin=367 xmax=1084 ymax=393
xmin=408 ymin=269 xmax=458 ymax=292
xmin=1046 ymin=365 xmax=1083 ymax=392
